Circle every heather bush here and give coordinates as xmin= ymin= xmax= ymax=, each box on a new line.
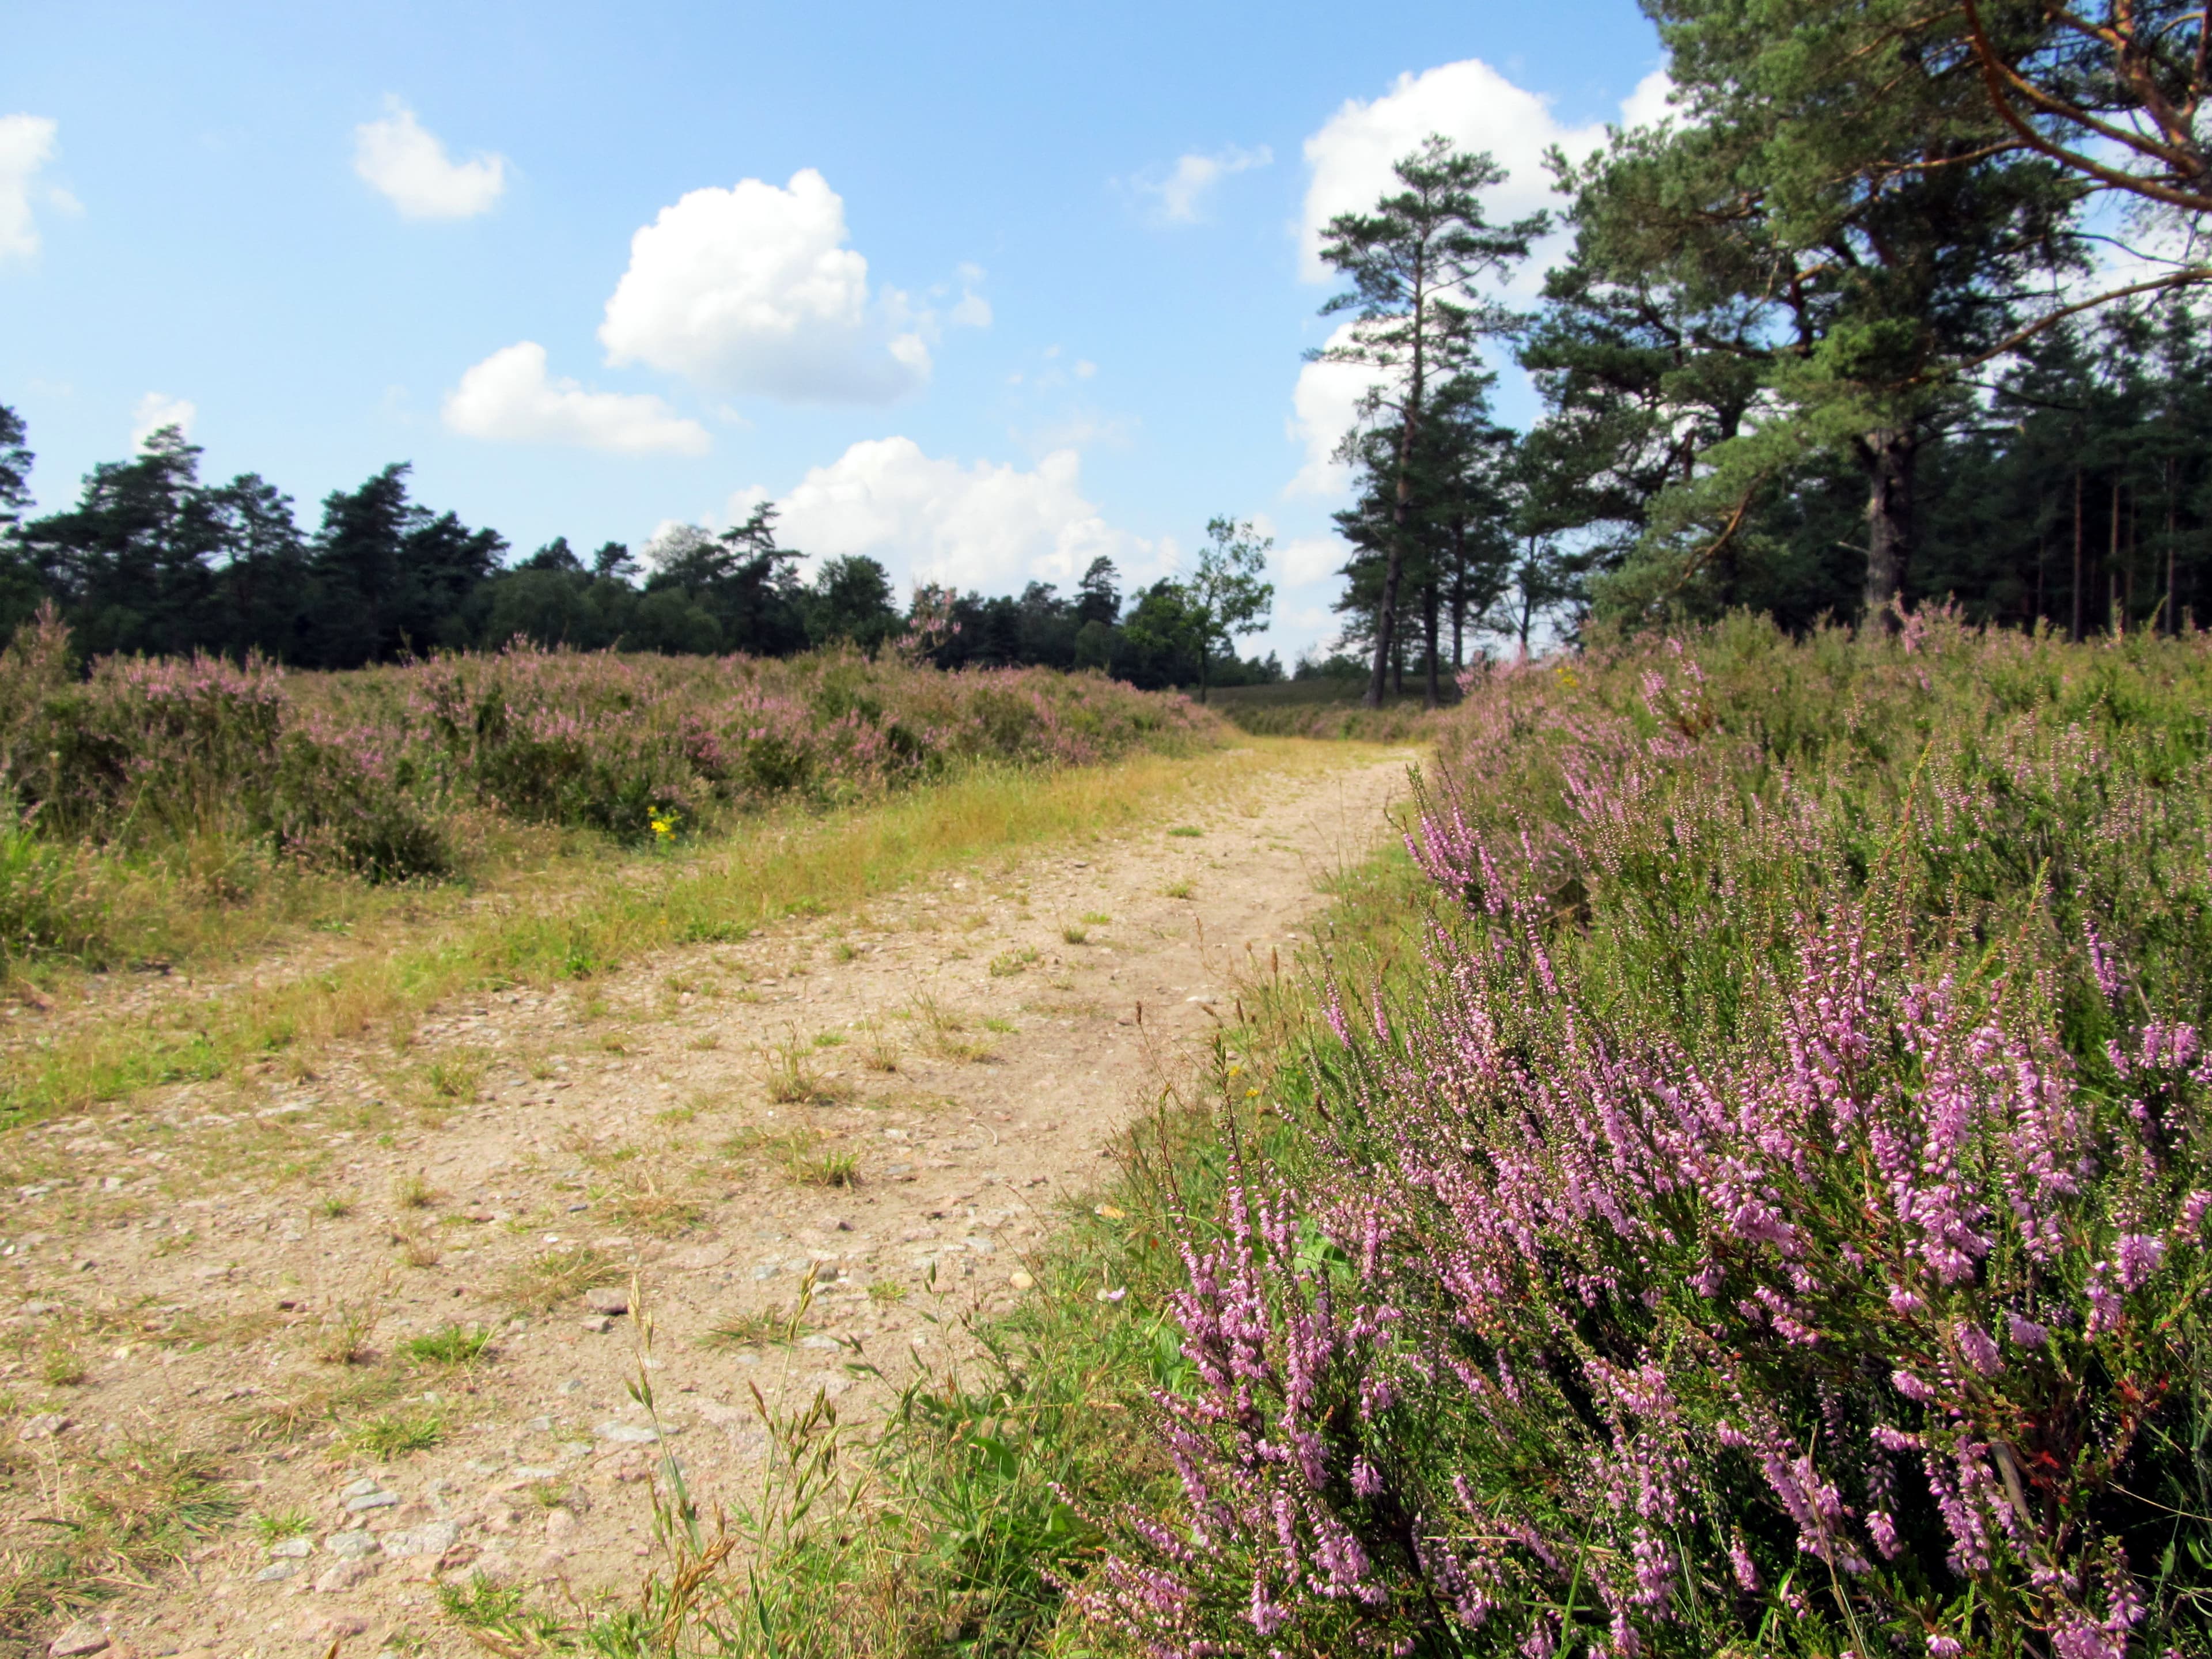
xmin=0 ymin=612 xmax=1213 ymax=907
xmin=1085 ymin=613 xmax=2212 ymax=1658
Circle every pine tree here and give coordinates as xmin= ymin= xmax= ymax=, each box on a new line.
xmin=1312 ymin=135 xmax=1543 ymax=704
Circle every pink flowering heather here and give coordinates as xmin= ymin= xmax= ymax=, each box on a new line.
xmin=1082 ymin=613 xmax=2212 ymax=1658
xmin=0 ymin=612 xmax=1215 ymax=881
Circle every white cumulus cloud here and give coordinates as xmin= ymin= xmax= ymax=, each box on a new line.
xmin=599 ymin=168 xmax=927 ymax=403
xmin=770 ymin=437 xmax=1172 ymax=595
xmin=0 ymin=114 xmax=61 ymax=263
xmin=354 ymin=99 xmax=507 ymax=220
xmin=1281 ymin=535 xmax=1347 ymax=586
xmin=1620 ymin=68 xmax=1677 ymax=131
xmin=1286 ymin=62 xmax=1672 ymax=496
xmin=1134 ymin=143 xmax=1272 ymax=225
xmin=131 ymin=392 xmax=196 ymax=448
xmin=1285 ymin=320 xmax=1372 ymax=497
xmin=1298 ymin=60 xmax=1670 ymax=282
xmin=442 ymin=342 xmax=710 ymax=455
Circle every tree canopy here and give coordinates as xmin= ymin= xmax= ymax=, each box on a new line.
xmin=0 ymin=412 xmax=1284 ymax=692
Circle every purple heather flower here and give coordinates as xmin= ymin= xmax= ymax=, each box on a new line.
xmin=1869 ymin=1510 xmax=1902 ymax=1559
xmin=1955 ymin=1320 xmax=2003 ymax=1376
xmin=2113 ymin=1232 xmax=2167 ymax=1291
xmin=2006 ymin=1312 xmax=2048 ymax=1348
xmin=1729 ymin=1533 xmax=1761 ymax=1591
xmin=2180 ymin=1190 xmax=2212 ymax=1239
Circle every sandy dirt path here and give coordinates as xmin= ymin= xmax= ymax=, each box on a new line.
xmin=0 ymin=743 xmax=1414 ymax=1659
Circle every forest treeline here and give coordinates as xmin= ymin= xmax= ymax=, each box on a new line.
xmin=10 ymin=0 xmax=2212 ymax=710
xmin=1317 ymin=0 xmax=2212 ymax=705
xmin=0 ymin=413 xmax=1282 ymax=691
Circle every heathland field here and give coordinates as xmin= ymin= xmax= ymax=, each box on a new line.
xmin=4 ymin=617 xmax=2212 ymax=1659
xmin=0 ymin=626 xmax=1418 ymax=1658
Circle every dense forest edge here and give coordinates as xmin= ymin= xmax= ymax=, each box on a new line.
xmin=0 ymin=414 xmax=1290 ymax=699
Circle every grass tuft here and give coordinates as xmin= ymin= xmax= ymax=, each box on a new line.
xmin=308 ymin=1298 xmax=379 ymax=1365
xmin=427 ymin=1054 xmax=486 ymax=1101
xmin=761 ymin=1028 xmax=845 ymax=1104
xmin=345 ymin=1410 xmax=445 ymax=1460
xmin=402 ymin=1323 xmax=493 ymax=1367
xmin=789 ymin=1150 xmax=860 ymax=1188
xmin=0 ymin=1441 xmax=237 ymax=1630
xmin=601 ymin=1178 xmax=705 ymax=1238
xmin=501 ymin=1244 xmax=621 ymax=1313
xmin=251 ymin=1507 xmax=315 ymax=1541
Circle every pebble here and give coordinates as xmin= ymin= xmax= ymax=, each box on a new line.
xmin=47 ymin=1624 xmax=107 ymax=1658
xmin=544 ymin=1508 xmax=577 ymax=1540
xmin=595 ymin=1422 xmax=659 ymax=1444
xmin=556 ymin=1379 xmax=583 ymax=1395
xmin=255 ymin=1560 xmax=299 ymax=1582
xmin=299 ymin=1614 xmax=369 ymax=1642
xmin=1009 ymin=1270 xmax=1036 ymax=1291
xmin=324 ymin=1530 xmax=380 ymax=1560
xmin=314 ymin=1558 xmax=379 ymax=1592
xmin=345 ymin=1490 xmax=399 ymax=1512
xmin=579 ymin=1315 xmax=615 ymax=1334
xmin=268 ymin=1536 xmax=312 ymax=1558
xmin=582 ymin=1287 xmax=628 ymax=1315
xmin=798 ymin=1335 xmax=841 ymax=1350
xmin=382 ymin=1520 xmax=460 ymax=1560
xmin=18 ymin=1414 xmax=70 ymax=1441
xmin=524 ymin=1415 xmax=554 ymax=1432
xmin=341 ymin=1477 xmax=381 ymax=1498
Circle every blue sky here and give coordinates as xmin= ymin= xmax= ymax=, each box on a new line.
xmin=2 ymin=0 xmax=1665 ymax=661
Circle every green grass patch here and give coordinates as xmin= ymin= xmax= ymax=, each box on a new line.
xmin=344 ymin=1410 xmax=446 ymax=1460
xmin=400 ymin=1323 xmax=494 ymax=1367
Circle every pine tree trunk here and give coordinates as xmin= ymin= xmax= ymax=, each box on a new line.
xmin=2168 ymin=458 xmax=2179 ymax=636
xmin=1423 ymin=580 xmax=1440 ymax=710
xmin=1368 ymin=467 xmax=1410 ymax=709
xmin=2109 ymin=482 xmax=2122 ymax=636
xmin=2071 ymin=467 xmax=2085 ymax=644
xmin=1368 ymin=279 xmax=1427 ymax=709
xmin=1861 ymin=426 xmax=1916 ymax=629
xmin=1449 ymin=522 xmax=1466 ymax=671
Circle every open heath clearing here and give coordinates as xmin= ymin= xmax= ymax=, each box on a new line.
xmin=0 ymin=707 xmax=1414 ymax=1659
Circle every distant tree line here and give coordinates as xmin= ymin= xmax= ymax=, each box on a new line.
xmin=1315 ymin=0 xmax=2212 ymax=706
xmin=0 ymin=410 xmax=1280 ymax=691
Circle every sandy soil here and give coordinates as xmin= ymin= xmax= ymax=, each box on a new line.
xmin=0 ymin=745 xmax=1413 ymax=1659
